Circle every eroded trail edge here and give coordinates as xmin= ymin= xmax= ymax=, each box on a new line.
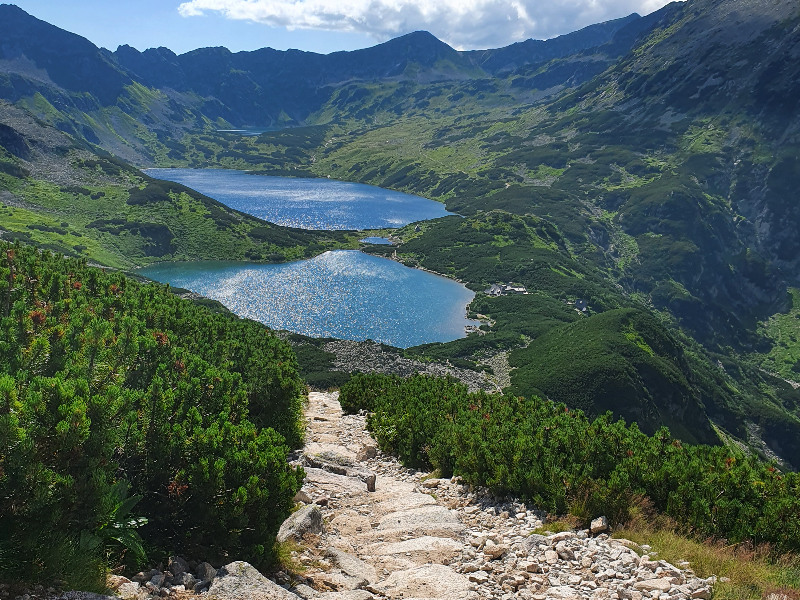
xmin=278 ymin=391 xmax=715 ymax=600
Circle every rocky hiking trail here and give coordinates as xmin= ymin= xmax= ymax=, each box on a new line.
xmin=268 ymin=391 xmax=716 ymax=600
xmin=95 ymin=391 xmax=717 ymax=600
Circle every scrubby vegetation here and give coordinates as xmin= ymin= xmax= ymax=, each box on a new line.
xmin=340 ymin=373 xmax=800 ymax=554
xmin=0 ymin=242 xmax=306 ymax=588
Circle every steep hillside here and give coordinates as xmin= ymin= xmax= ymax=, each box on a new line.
xmin=0 ymin=102 xmax=355 ymax=268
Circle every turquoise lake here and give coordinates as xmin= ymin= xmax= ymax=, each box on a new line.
xmin=359 ymin=237 xmax=393 ymax=245
xmin=145 ymin=168 xmax=453 ymax=230
xmin=139 ymin=250 xmax=478 ymax=348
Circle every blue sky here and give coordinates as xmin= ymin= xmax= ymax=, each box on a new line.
xmin=8 ymin=0 xmax=679 ymax=55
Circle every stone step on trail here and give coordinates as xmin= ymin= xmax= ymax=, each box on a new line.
xmin=291 ymin=391 xmax=470 ymax=599
xmin=282 ymin=391 xmax=716 ymax=600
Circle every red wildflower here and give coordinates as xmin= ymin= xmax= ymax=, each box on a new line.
xmin=167 ymin=479 xmax=189 ymax=498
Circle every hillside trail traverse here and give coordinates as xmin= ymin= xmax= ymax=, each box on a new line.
xmin=281 ymin=391 xmax=715 ymax=600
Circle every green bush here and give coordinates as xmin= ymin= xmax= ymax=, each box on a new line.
xmin=0 ymin=242 xmax=306 ymax=585
xmin=340 ymin=373 xmax=800 ymax=553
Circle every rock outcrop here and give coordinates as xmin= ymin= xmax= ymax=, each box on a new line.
xmin=206 ymin=562 xmax=299 ymax=600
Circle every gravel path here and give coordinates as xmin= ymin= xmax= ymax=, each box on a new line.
xmin=280 ymin=391 xmax=716 ymax=600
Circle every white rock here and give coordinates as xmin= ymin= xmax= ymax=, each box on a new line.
xmin=484 ymin=539 xmax=508 ymax=559
xmin=277 ymin=504 xmax=324 ymax=543
xmin=634 ymin=578 xmax=673 ymax=593
xmin=469 ymin=572 xmax=490 ymax=584
xmin=590 ymin=516 xmax=609 ymax=534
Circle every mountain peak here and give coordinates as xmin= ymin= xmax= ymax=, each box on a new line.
xmin=0 ymin=3 xmax=130 ymax=103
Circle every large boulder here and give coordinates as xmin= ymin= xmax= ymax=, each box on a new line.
xmin=371 ymin=564 xmax=478 ymax=599
xmin=207 ymin=561 xmax=300 ymax=600
xmin=196 ymin=562 xmax=218 ymax=582
xmin=377 ymin=505 xmax=464 ymax=536
xmin=277 ymin=504 xmax=325 ymax=543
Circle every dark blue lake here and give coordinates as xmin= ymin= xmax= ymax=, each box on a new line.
xmin=145 ymin=168 xmax=453 ymax=230
xmin=139 ymin=250 xmax=478 ymax=348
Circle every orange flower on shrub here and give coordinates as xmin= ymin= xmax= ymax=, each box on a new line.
xmin=167 ymin=479 xmax=188 ymax=498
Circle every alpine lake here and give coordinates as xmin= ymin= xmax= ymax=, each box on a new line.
xmin=140 ymin=169 xmax=478 ymax=348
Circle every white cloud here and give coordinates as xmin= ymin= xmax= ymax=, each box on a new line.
xmin=176 ymin=0 xmax=679 ymax=49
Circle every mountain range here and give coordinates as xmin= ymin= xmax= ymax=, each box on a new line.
xmin=1 ymin=0 xmax=799 ymax=468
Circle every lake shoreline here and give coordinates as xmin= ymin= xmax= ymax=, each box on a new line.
xmin=139 ymin=250 xmax=479 ymax=349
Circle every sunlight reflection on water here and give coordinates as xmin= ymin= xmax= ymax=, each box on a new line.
xmin=139 ymin=251 xmax=479 ymax=348
xmin=144 ymin=168 xmax=453 ymax=230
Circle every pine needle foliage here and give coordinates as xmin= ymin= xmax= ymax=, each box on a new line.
xmin=0 ymin=242 xmax=306 ymax=585
xmin=340 ymin=373 xmax=800 ymax=554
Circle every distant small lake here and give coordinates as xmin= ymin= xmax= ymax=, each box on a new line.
xmin=139 ymin=250 xmax=478 ymax=348
xmin=360 ymin=237 xmax=393 ymax=245
xmin=215 ymin=129 xmax=270 ymax=136
xmin=145 ymin=168 xmax=453 ymax=230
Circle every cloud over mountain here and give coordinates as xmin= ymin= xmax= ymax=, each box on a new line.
xmin=177 ymin=0 xmax=678 ymax=49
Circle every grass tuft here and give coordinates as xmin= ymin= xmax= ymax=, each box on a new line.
xmin=614 ymin=524 xmax=800 ymax=600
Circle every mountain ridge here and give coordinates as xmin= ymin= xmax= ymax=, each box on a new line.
xmin=0 ymin=3 xmax=664 ymax=132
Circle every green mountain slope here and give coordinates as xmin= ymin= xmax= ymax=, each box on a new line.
xmin=0 ymin=102 xmax=355 ymax=268
xmin=2 ymin=0 xmax=800 ymax=466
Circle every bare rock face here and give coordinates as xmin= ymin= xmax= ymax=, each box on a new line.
xmin=207 ymin=562 xmax=300 ymax=600
xmin=277 ymin=504 xmax=324 ymax=543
